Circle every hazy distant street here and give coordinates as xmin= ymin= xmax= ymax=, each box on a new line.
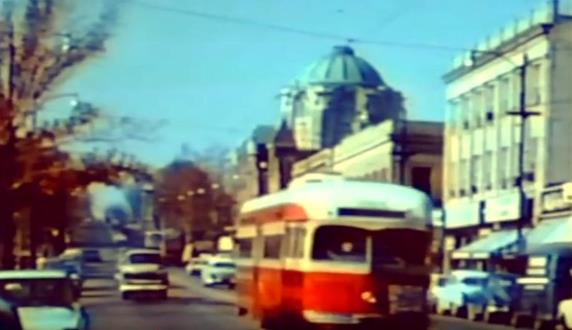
xmin=81 ymin=269 xmax=518 ymax=330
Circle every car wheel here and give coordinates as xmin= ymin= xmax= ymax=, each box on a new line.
xmin=121 ymin=292 xmax=131 ymax=300
xmin=158 ymin=290 xmax=168 ymax=300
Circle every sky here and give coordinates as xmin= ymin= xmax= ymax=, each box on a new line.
xmin=52 ymin=0 xmax=564 ymax=167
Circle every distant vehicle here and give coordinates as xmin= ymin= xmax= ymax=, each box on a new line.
xmin=116 ymin=249 xmax=168 ymax=300
xmin=235 ymin=175 xmax=433 ymax=329
xmin=144 ymin=231 xmax=163 ymax=250
xmin=201 ymin=257 xmax=236 ymax=288
xmin=0 ymin=270 xmax=89 ymax=330
xmin=57 ymin=248 xmax=113 ymax=280
xmin=185 ymin=253 xmax=212 ymax=276
xmin=144 ymin=229 xmax=185 ymax=266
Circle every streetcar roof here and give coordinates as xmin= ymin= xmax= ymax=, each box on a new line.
xmin=239 ymin=179 xmax=431 ymax=225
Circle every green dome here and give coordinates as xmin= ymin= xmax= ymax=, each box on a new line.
xmin=295 ymin=46 xmax=384 ymax=87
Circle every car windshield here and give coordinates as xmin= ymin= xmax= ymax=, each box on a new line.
xmin=213 ymin=262 xmax=235 ymax=268
xmin=437 ymin=277 xmax=449 ymax=286
xmin=0 ymin=278 xmax=74 ymax=307
xmin=129 ymin=253 xmax=161 ymax=264
xmin=312 ymin=226 xmax=367 ymax=263
xmin=462 ymin=277 xmax=489 ymax=286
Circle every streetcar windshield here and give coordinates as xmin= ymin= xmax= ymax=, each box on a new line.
xmin=312 ymin=226 xmax=367 ymax=263
xmin=371 ymin=229 xmax=431 ymax=266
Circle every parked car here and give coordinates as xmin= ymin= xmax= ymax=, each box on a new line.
xmin=201 ymin=257 xmax=236 ymax=288
xmin=116 ymin=249 xmax=168 ymax=300
xmin=0 ymin=297 xmax=22 ymax=330
xmin=41 ymin=257 xmax=84 ymax=296
xmin=431 ymin=269 xmax=519 ymax=319
xmin=0 ymin=270 xmax=89 ymax=330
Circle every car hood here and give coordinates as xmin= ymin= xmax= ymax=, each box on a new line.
xmin=120 ymin=263 xmax=162 ymax=273
xmin=17 ymin=306 xmax=80 ymax=330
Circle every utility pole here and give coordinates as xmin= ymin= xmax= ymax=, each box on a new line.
xmin=552 ymin=0 xmax=560 ymax=23
xmin=394 ymin=109 xmax=410 ymax=185
xmin=507 ymin=55 xmax=540 ymax=254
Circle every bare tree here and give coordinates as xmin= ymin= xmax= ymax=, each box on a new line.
xmin=0 ymin=0 xmax=120 ymax=268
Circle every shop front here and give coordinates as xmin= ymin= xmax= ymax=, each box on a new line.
xmin=443 ymin=200 xmax=483 ymax=272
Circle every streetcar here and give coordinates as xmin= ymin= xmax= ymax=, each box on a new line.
xmin=234 ymin=173 xmax=434 ymax=329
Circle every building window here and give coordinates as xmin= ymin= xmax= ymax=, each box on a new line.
xmin=512 ymin=145 xmax=520 ymax=185
xmin=499 ymin=147 xmax=509 ymax=189
xmin=471 ymin=156 xmax=481 ymax=193
xmin=525 ymin=137 xmax=538 ymax=177
xmin=461 ymin=97 xmax=470 ymax=130
xmin=483 ymin=151 xmax=493 ymax=190
xmin=511 ymin=72 xmax=520 ymax=111
xmin=485 ymin=85 xmax=495 ymax=123
xmin=527 ymin=63 xmax=542 ymax=106
xmin=473 ymin=91 xmax=484 ymax=128
xmin=448 ymin=162 xmax=457 ymax=198
xmin=499 ymin=77 xmax=510 ymax=114
xmin=460 ymin=159 xmax=469 ymax=195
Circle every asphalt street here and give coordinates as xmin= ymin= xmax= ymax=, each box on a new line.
xmin=80 ymin=268 xmax=520 ymax=330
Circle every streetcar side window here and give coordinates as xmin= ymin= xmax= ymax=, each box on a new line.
xmin=312 ymin=226 xmax=366 ymax=263
xmin=263 ymin=235 xmax=282 ymax=259
xmin=236 ymin=238 xmax=253 ymax=259
xmin=285 ymin=228 xmax=305 ymax=259
xmin=293 ymin=228 xmax=305 ymax=259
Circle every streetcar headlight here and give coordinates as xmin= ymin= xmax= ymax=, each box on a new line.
xmin=361 ymin=291 xmax=377 ymax=304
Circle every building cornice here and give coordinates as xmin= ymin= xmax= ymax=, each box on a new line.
xmin=443 ymin=23 xmax=554 ymax=83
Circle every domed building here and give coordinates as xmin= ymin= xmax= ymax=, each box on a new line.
xmin=280 ymin=45 xmax=404 ymax=150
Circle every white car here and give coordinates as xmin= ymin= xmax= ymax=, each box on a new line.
xmin=558 ymin=299 xmax=572 ymax=329
xmin=430 ymin=270 xmax=491 ymax=317
xmin=0 ymin=269 xmax=89 ymax=330
xmin=201 ymin=257 xmax=236 ymax=288
xmin=116 ymin=249 xmax=168 ymax=300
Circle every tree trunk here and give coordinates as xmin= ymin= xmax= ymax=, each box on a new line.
xmin=0 ymin=137 xmax=17 ymax=270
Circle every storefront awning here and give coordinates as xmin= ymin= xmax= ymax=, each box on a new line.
xmin=452 ymin=230 xmax=521 ymax=260
xmin=525 ymin=216 xmax=572 ymax=254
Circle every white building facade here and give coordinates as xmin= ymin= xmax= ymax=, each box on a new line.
xmin=442 ymin=3 xmax=572 ymax=270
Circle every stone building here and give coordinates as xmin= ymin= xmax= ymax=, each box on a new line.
xmin=442 ymin=3 xmax=572 ymax=272
xmin=280 ymin=45 xmax=405 ymax=150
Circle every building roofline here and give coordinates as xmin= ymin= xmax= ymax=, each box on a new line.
xmin=443 ymin=23 xmax=555 ymax=83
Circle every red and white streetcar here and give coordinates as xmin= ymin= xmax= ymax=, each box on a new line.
xmin=235 ymin=173 xmax=434 ymax=329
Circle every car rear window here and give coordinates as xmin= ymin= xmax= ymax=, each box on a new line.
xmin=213 ymin=262 xmax=235 ymax=268
xmin=129 ymin=253 xmax=161 ymax=264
